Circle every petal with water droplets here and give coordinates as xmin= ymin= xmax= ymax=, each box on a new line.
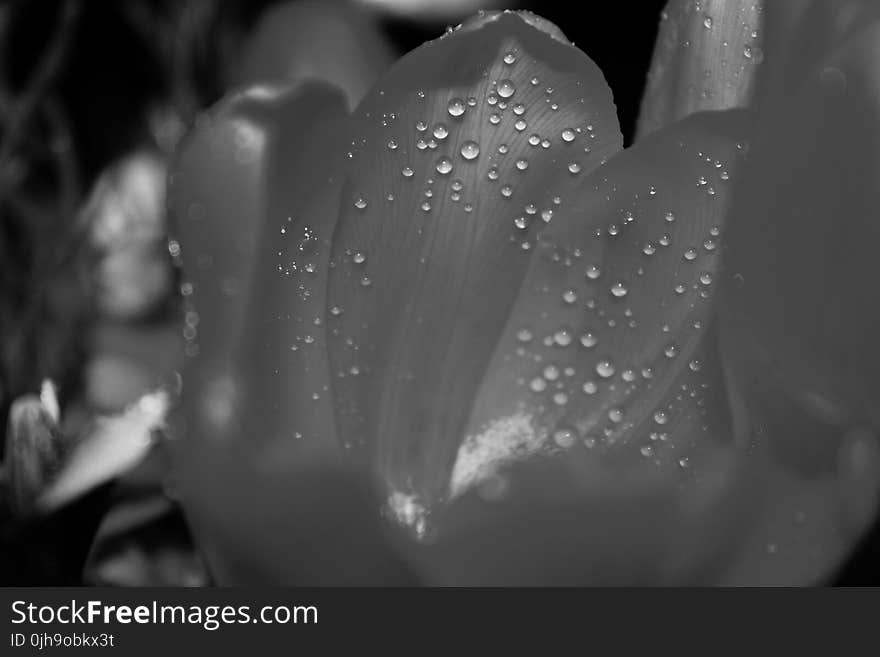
xmin=457 ymin=109 xmax=751 ymax=498
xmin=637 ymin=0 xmax=763 ymax=139
xmin=170 ymin=82 xmax=352 ymax=581
xmin=324 ymin=11 xmax=623 ymax=514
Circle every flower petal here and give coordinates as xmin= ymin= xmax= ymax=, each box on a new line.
xmin=718 ymin=22 xmax=880 ymax=469
xmin=170 ymin=82 xmax=352 ymax=581
xmin=324 ymin=11 xmax=623 ymax=515
xmin=170 ymin=82 xmax=347 ymax=457
xmin=456 ymin=109 xmax=751 ymax=498
xmin=637 ymin=0 xmax=763 ymax=139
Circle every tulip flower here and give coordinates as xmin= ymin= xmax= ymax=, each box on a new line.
xmin=171 ymin=6 xmax=880 ymax=585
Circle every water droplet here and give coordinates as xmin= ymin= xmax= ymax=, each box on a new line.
xmin=608 ymin=408 xmax=623 ymax=423
xmin=579 ymin=332 xmax=598 ymax=348
xmin=586 ymin=264 xmax=601 ymax=280
xmin=582 ymin=381 xmax=598 ymax=394
xmin=561 ymin=128 xmax=576 ymax=142
xmin=553 ymin=392 xmax=568 ymax=406
xmin=513 ymin=103 xmax=525 ymax=116
xmin=553 ymin=330 xmax=572 ymax=347
xmin=553 ymin=428 xmax=576 ymax=448
xmin=447 ymin=98 xmax=466 ymax=117
xmin=568 ymin=162 xmax=582 ymax=174
xmin=354 ymin=197 xmax=368 ymax=210
xmin=543 ymin=365 xmax=560 ymax=381
xmin=516 ymin=328 xmax=533 ymax=343
xmin=529 ymin=377 xmax=547 ymax=392
xmin=501 ymin=185 xmax=513 ymax=198
xmin=514 ymin=216 xmax=529 ymax=230
xmin=433 ymin=124 xmax=449 ymax=139
xmin=497 ymin=79 xmax=516 ymax=98
xmin=353 ymin=251 xmax=366 ymax=265
xmin=683 ymin=248 xmax=698 ymax=261
xmin=487 ymin=167 xmax=499 ymax=181
xmin=387 ymin=139 xmax=398 ymax=150
xmin=514 ymin=119 xmax=527 ymax=132
xmin=402 ymin=166 xmax=414 ymax=178
xmin=421 ymin=201 xmax=432 ymax=212
xmin=596 ymin=360 xmax=616 ymax=378
xmin=562 ymin=289 xmax=578 ymax=304
xmin=643 ymin=243 xmax=656 ymax=256
xmin=460 ymin=140 xmax=480 ymax=160
xmin=610 ymin=281 xmax=628 ymax=298
xmin=665 ymin=211 xmax=675 ymax=223
xmin=503 ymin=51 xmax=517 ymax=65
xmin=435 ymin=157 xmax=453 ymax=175
xmin=689 ymin=359 xmax=702 ymax=372
xmin=516 ymin=158 xmax=528 ymax=171
xmin=489 ymin=113 xmax=501 ymax=125
xmin=703 ymin=15 xmax=713 ymax=29
xmin=360 ymin=275 xmax=372 ymax=287
xmin=653 ymin=410 xmax=669 ymax=425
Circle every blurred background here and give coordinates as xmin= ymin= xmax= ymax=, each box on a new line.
xmin=0 ymin=0 xmax=875 ymax=585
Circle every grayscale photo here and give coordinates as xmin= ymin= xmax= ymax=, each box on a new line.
xmin=1 ymin=0 xmax=878 ymax=602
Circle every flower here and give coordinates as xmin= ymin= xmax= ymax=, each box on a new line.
xmin=170 ymin=6 xmax=880 ymax=585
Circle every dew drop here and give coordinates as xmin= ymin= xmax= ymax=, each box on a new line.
xmin=447 ymin=98 xmax=466 ymax=117
xmin=585 ymin=264 xmax=601 ymax=280
xmin=596 ymin=360 xmax=616 ymax=378
xmin=497 ymin=79 xmax=516 ymax=98
xmin=460 ymin=140 xmax=480 ymax=160
xmin=402 ymin=166 xmax=414 ymax=178
xmin=568 ymin=162 xmax=582 ymax=174
xmin=653 ymin=410 xmax=669 ymax=425
xmin=516 ymin=158 xmax=529 ymax=171
xmin=683 ymin=248 xmax=698 ymax=261
xmin=561 ymin=128 xmax=576 ymax=142
xmin=435 ymin=157 xmax=453 ymax=175
xmin=579 ymin=332 xmax=598 ymax=348
xmin=582 ymin=381 xmax=598 ymax=394
xmin=433 ymin=124 xmax=449 ymax=139
xmin=553 ymin=428 xmax=576 ymax=448
xmin=610 ymin=281 xmax=628 ymax=298
xmin=503 ymin=51 xmax=517 ymax=65
xmin=514 ymin=119 xmax=527 ymax=132
xmin=354 ymin=197 xmax=368 ymax=210
xmin=562 ymin=289 xmax=578 ymax=304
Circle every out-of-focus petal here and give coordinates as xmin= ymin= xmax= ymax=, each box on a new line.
xmin=458 ymin=109 xmax=750 ymax=498
xmin=170 ymin=82 xmax=346 ymax=460
xmin=636 ymin=0 xmax=763 ymax=139
xmin=232 ymin=0 xmax=397 ymax=111
xmin=38 ymin=390 xmax=167 ymax=513
xmin=755 ymin=0 xmax=880 ymax=112
xmin=170 ymin=82 xmax=397 ymax=582
xmin=324 ymin=11 xmax=623 ymax=523
xmin=718 ymin=23 xmax=880 ymax=472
